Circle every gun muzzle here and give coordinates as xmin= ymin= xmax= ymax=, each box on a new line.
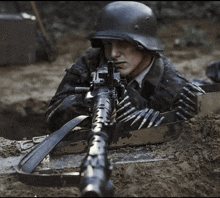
xmin=80 ymin=169 xmax=115 ymax=197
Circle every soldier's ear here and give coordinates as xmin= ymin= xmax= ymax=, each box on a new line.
xmin=135 ymin=42 xmax=145 ymax=51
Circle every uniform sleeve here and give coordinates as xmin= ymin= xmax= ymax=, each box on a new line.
xmin=45 ymin=48 xmax=101 ymax=132
xmin=148 ymin=55 xmax=204 ymax=113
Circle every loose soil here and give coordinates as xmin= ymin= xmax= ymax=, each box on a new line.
xmin=0 ymin=19 xmax=220 ymax=197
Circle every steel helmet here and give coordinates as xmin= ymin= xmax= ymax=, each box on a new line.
xmin=89 ymin=1 xmax=163 ymax=52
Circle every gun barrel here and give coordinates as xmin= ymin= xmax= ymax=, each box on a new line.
xmin=80 ymin=90 xmax=115 ymax=197
xmin=79 ymin=61 xmax=122 ymax=197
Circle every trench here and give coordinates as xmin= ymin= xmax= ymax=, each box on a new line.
xmin=0 ymin=99 xmax=49 ymax=140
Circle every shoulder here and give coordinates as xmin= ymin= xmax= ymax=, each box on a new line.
xmin=84 ymin=47 xmax=102 ymax=58
xmin=82 ymin=47 xmax=104 ymax=70
xmin=66 ymin=47 xmax=103 ymax=79
xmin=69 ymin=47 xmax=104 ymax=73
xmin=160 ymin=54 xmax=179 ymax=73
xmin=159 ymin=53 xmax=189 ymax=84
xmin=150 ymin=54 xmax=190 ymax=109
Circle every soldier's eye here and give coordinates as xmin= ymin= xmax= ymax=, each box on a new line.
xmin=102 ymin=40 xmax=112 ymax=46
xmin=105 ymin=42 xmax=112 ymax=46
xmin=118 ymin=40 xmax=130 ymax=45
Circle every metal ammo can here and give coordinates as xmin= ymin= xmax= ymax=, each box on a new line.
xmin=0 ymin=13 xmax=37 ymax=65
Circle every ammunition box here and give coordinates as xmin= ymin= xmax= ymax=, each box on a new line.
xmin=0 ymin=13 xmax=37 ymax=65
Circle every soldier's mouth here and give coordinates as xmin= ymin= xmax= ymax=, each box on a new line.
xmin=114 ymin=62 xmax=126 ymax=68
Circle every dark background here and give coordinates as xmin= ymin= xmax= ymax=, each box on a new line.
xmin=1 ymin=1 xmax=220 ymax=41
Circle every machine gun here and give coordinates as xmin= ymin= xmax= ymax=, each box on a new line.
xmin=78 ymin=61 xmax=126 ymax=197
xmin=16 ymin=61 xmax=125 ymax=197
xmin=13 ymin=60 xmax=212 ymax=197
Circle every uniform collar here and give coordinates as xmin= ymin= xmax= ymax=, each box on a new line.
xmin=132 ymin=57 xmax=155 ymax=88
xmin=142 ymin=56 xmax=164 ymax=88
xmin=127 ymin=56 xmax=164 ymax=89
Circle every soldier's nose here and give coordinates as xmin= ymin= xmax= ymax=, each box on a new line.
xmin=111 ymin=43 xmax=121 ymax=59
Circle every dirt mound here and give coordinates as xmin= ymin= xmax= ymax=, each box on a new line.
xmin=0 ymin=137 xmax=20 ymax=158
xmin=111 ymin=113 xmax=220 ymax=197
xmin=0 ymin=114 xmax=219 ymax=197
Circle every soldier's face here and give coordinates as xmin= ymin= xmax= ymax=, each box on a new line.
xmin=103 ymin=40 xmax=152 ymax=78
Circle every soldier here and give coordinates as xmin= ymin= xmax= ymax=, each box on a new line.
xmin=45 ymin=1 xmax=205 ymax=133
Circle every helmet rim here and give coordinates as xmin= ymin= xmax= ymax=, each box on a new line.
xmin=89 ymin=30 xmax=163 ymax=52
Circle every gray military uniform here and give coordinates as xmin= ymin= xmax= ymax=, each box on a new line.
xmin=45 ymin=47 xmax=199 ymax=132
